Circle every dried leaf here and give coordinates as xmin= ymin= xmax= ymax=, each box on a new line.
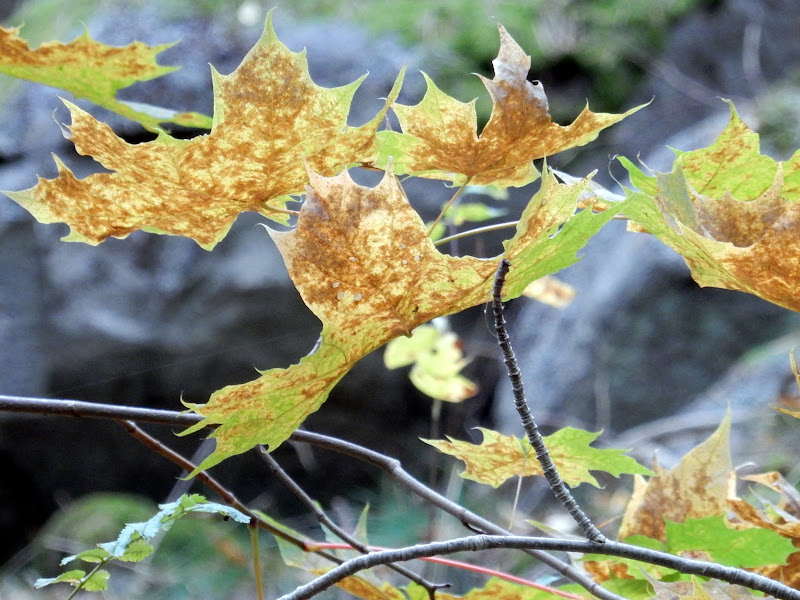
xmin=375 ymin=25 xmax=643 ymax=187
xmin=4 ymin=14 xmax=403 ymax=249
xmin=183 ymin=168 xmax=626 ymax=471
xmin=522 ymin=275 xmax=576 ymax=308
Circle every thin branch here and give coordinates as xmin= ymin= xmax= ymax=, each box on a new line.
xmin=311 ymin=543 xmax=583 ymax=600
xmin=492 ymin=259 xmax=605 ymax=543
xmin=288 ymin=431 xmax=622 ymax=600
xmin=115 ymin=420 xmax=342 ymax=566
xmin=1 ymin=395 xmax=620 ymax=600
xmin=427 ymin=178 xmax=471 ymax=236
xmin=433 ymin=220 xmax=519 ymax=247
xmin=0 ymin=395 xmax=201 ymax=427
xmin=278 ymin=535 xmax=800 ymax=600
xmin=257 ymin=447 xmax=447 ymax=599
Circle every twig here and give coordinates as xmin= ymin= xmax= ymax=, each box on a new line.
xmin=277 ymin=534 xmax=800 ymax=600
xmin=288 ymin=431 xmax=622 ymax=600
xmin=1 ymin=395 xmax=621 ymax=600
xmin=16 ymin=397 xmax=795 ymax=600
xmin=115 ymin=420 xmax=342 ymax=566
xmin=311 ymin=543 xmax=582 ymax=600
xmin=491 ymin=259 xmax=605 ymax=543
xmin=257 ymin=447 xmax=447 ymax=599
xmin=427 ymin=178 xmax=471 ymax=236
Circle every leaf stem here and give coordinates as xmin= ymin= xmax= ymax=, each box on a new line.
xmin=433 ymin=220 xmax=519 ymax=247
xmin=427 ymin=178 xmax=472 ymax=236
xmin=251 ymin=522 xmax=264 ymax=600
xmin=491 ymin=259 xmax=606 ymax=543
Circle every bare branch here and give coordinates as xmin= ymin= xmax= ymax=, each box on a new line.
xmin=278 ymin=534 xmax=800 ymax=600
xmin=492 ymin=259 xmax=605 ymax=542
xmin=257 ymin=447 xmax=448 ymax=598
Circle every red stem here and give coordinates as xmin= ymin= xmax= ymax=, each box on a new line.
xmin=307 ymin=542 xmax=583 ymax=600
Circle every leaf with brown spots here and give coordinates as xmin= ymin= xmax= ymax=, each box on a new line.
xmin=618 ymin=412 xmax=734 ymax=541
xmin=620 ymin=102 xmax=800 ymax=312
xmin=182 ymin=167 xmax=628 ymax=472
xmin=3 ymin=14 xmax=403 ymax=249
xmin=423 ymin=427 xmax=651 ymax=488
xmin=374 ymin=24 xmax=643 ymax=188
xmin=0 ymin=24 xmax=211 ymax=130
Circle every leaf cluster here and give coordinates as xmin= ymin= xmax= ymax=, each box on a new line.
xmin=3 ymin=9 xmax=800 ymax=600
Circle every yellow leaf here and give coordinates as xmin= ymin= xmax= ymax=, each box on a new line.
xmin=184 ymin=167 xmax=627 ymax=471
xmin=424 ymin=427 xmax=651 ymax=488
xmin=3 ymin=14 xmax=403 ymax=249
xmin=376 ymin=24 xmax=643 ymax=187
xmin=522 ymin=275 xmax=575 ymax=308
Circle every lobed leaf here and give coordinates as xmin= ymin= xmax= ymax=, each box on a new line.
xmin=620 ymin=102 xmax=800 ymax=312
xmin=619 ymin=412 xmax=733 ymax=541
xmin=0 ymin=24 xmax=210 ymax=130
xmin=375 ymin=24 xmax=644 ymax=187
xmin=183 ymin=168 xmax=626 ymax=472
xmin=424 ymin=427 xmax=651 ymax=488
xmin=3 ymin=14 xmax=403 ymax=249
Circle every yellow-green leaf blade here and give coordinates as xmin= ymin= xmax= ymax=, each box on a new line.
xmin=0 ymin=24 xmax=211 ymax=130
xmin=424 ymin=427 xmax=651 ymax=488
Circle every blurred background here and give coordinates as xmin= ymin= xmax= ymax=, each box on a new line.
xmin=2 ymin=0 xmax=800 ymax=597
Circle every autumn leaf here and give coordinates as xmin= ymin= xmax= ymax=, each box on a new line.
xmin=385 ymin=325 xmax=477 ymax=402
xmin=423 ymin=427 xmax=651 ymax=488
xmin=3 ymin=14 xmax=403 ymax=249
xmin=0 ymin=24 xmax=210 ymax=130
xmin=375 ymin=24 xmax=643 ymax=187
xmin=618 ymin=413 xmax=733 ymax=541
xmin=620 ymin=101 xmax=800 ymax=312
xmin=182 ymin=167 xmax=626 ymax=472
xmin=522 ymin=275 xmax=576 ymax=308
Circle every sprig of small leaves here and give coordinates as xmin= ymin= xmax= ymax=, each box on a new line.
xmin=34 ymin=494 xmax=249 ymax=595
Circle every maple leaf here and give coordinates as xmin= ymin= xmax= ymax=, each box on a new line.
xmin=423 ymin=427 xmax=651 ymax=488
xmin=0 ymin=24 xmax=211 ymax=130
xmin=3 ymin=14 xmax=403 ymax=249
xmin=182 ymin=167 xmax=626 ymax=472
xmin=620 ymin=101 xmax=800 ymax=312
xmin=374 ymin=24 xmax=643 ymax=188
xmin=618 ymin=412 xmax=733 ymax=541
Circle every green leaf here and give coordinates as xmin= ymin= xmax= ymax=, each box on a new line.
xmin=662 ymin=515 xmax=795 ymax=568
xmin=0 ymin=24 xmax=211 ymax=130
xmin=424 ymin=427 xmax=653 ymax=488
xmin=34 ymin=570 xmax=88 ymax=589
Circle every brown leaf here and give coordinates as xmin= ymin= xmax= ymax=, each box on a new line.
xmin=376 ymin=25 xmax=642 ymax=187
xmin=619 ymin=413 xmax=733 ymax=541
